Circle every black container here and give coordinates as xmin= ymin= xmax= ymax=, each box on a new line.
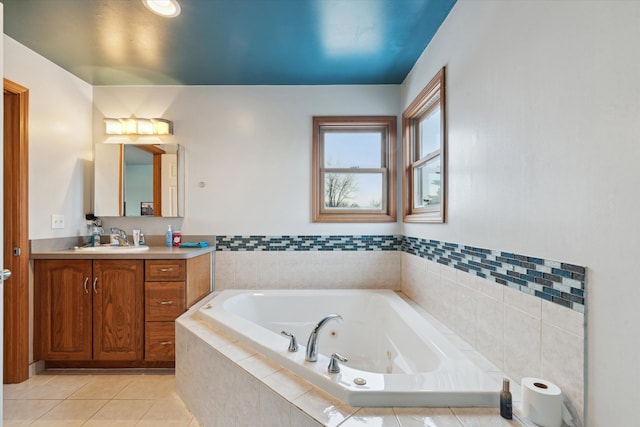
xmin=500 ymin=378 xmax=513 ymax=419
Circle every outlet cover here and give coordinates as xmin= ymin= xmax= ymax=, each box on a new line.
xmin=51 ymin=214 xmax=65 ymax=229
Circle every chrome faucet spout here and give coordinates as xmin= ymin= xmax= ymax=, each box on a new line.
xmin=305 ymin=314 xmax=342 ymax=362
xmin=110 ymin=227 xmax=130 ymax=246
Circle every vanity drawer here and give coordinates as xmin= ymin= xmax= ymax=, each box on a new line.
xmin=145 ymin=260 xmax=185 ymax=281
xmin=145 ymin=322 xmax=175 ymax=361
xmin=145 ymin=282 xmax=185 ymax=321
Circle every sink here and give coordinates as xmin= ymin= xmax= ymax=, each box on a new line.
xmin=74 ymin=245 xmax=150 ymax=253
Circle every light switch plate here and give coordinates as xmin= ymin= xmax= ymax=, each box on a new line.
xmin=51 ymin=214 xmax=65 ymax=229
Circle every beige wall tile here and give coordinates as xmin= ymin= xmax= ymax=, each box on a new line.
xmin=476 ymin=292 xmax=505 ymax=371
xmin=542 ymin=299 xmax=584 ymax=336
xmin=542 ymin=323 xmax=584 ymax=422
xmin=475 ymin=276 xmax=504 ymax=302
xmin=504 ymin=306 xmax=542 ymax=380
xmin=259 ymin=386 xmax=291 ymax=427
xmin=504 ymin=286 xmax=541 ymax=318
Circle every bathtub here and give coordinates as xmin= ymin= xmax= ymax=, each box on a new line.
xmin=195 ymin=289 xmax=499 ymax=407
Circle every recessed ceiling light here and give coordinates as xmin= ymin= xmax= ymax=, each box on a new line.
xmin=142 ymin=0 xmax=181 ymax=18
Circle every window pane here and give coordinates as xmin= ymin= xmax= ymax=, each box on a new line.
xmin=413 ymin=156 xmax=441 ymax=209
xmin=417 ymin=105 xmax=441 ymax=159
xmin=323 ymin=131 xmax=382 ymax=168
xmin=324 ymin=173 xmax=383 ymax=209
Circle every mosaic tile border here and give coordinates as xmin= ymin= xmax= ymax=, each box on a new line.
xmin=215 ymin=235 xmax=402 ymax=251
xmin=402 ymin=237 xmax=586 ymax=313
xmin=215 ymin=235 xmax=586 ymax=312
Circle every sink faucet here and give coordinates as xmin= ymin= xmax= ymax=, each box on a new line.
xmin=110 ymin=227 xmax=130 ymax=246
xmin=305 ymin=314 xmax=342 ymax=362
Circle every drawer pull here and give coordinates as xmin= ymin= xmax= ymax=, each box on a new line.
xmin=92 ymin=277 xmax=98 ymax=294
xmin=156 ymin=300 xmax=174 ymax=305
xmin=159 ymin=341 xmax=173 ymax=346
xmin=82 ymin=277 xmax=89 ymax=294
xmin=159 ymin=268 xmax=174 ymax=272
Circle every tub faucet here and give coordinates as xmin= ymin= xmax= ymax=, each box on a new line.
xmin=305 ymin=314 xmax=343 ymax=362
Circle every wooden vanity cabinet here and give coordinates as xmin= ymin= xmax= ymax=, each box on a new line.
xmin=34 ymin=259 xmax=143 ymax=361
xmin=34 ymin=252 xmax=211 ymax=367
xmin=144 ymin=255 xmax=210 ymax=361
xmin=34 ymin=260 xmax=93 ymax=360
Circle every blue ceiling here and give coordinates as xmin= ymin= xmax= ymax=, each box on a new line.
xmin=2 ymin=0 xmax=456 ymax=86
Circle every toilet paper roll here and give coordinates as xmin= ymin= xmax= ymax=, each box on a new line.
xmin=521 ymin=377 xmax=562 ymax=427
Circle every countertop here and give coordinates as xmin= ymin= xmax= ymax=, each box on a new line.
xmin=31 ymin=245 xmax=215 ymax=260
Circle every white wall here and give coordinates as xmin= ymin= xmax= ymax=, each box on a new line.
xmin=401 ymin=1 xmax=640 ymax=425
xmin=92 ymin=85 xmax=401 ymax=236
xmin=4 ymin=35 xmax=93 ymax=239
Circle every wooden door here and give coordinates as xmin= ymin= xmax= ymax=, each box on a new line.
xmin=92 ymin=260 xmax=143 ymax=360
xmin=3 ymin=79 xmax=29 ymax=382
xmin=34 ymin=260 xmax=93 ymax=360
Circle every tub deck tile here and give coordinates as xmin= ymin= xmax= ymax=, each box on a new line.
xmin=238 ymin=353 xmax=283 ymax=379
xmin=293 ymin=387 xmax=358 ymax=427
xmin=262 ymin=368 xmax=313 ymax=401
xmin=339 ymin=407 xmax=400 ymax=426
xmin=394 ymin=407 xmax=463 ymax=427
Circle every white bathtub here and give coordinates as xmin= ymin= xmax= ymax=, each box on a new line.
xmin=195 ymin=289 xmax=499 ymax=407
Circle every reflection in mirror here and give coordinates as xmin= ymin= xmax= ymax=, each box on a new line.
xmin=94 ymin=144 xmax=183 ymax=217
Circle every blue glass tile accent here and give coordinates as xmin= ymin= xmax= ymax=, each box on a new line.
xmin=561 ymin=263 xmax=586 ymax=274
xmin=215 ymin=234 xmax=586 ymax=312
xmin=551 ymin=268 xmax=572 ymax=278
xmin=543 ymin=272 xmax=564 ymax=283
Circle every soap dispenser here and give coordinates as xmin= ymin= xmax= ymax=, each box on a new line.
xmin=165 ymin=225 xmax=173 ymax=247
xmin=91 ymin=226 xmax=101 ymax=247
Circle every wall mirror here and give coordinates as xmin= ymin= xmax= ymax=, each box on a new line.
xmin=94 ymin=143 xmax=184 ymax=217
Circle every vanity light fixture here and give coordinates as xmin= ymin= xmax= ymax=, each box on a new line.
xmin=142 ymin=0 xmax=181 ymax=18
xmin=104 ymin=118 xmax=173 ymax=136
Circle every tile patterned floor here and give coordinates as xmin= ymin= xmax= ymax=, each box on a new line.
xmin=3 ymin=370 xmax=200 ymax=427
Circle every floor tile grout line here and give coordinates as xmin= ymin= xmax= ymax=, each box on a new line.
xmin=4 ymin=372 xmax=197 ymax=427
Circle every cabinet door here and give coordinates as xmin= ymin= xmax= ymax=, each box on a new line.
xmin=34 ymin=260 xmax=93 ymax=360
xmin=92 ymin=260 xmax=144 ymax=361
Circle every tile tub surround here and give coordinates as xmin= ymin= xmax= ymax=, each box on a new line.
xmin=401 ymin=252 xmax=584 ymax=426
xmin=213 ymin=235 xmax=585 ymax=424
xmin=176 ymin=294 xmax=531 ymax=427
xmin=215 ymin=235 xmax=586 ymax=313
xmin=214 ymin=250 xmax=402 ymax=291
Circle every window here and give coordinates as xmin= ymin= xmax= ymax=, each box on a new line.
xmin=312 ymin=116 xmax=396 ymax=222
xmin=402 ymin=67 xmax=446 ymax=223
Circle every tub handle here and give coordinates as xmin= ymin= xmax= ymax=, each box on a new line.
xmin=280 ymin=331 xmax=298 ymax=352
xmin=328 ymin=353 xmax=348 ymax=374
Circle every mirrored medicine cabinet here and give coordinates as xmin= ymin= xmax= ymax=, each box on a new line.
xmin=94 ymin=143 xmax=184 ymax=217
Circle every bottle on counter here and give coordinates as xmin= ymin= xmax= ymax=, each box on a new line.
xmin=165 ymin=225 xmax=173 ymax=247
xmin=172 ymin=230 xmax=182 ymax=247
xmin=500 ymin=378 xmax=513 ymax=419
xmin=91 ymin=227 xmax=101 ymax=247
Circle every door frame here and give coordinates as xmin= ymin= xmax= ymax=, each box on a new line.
xmin=3 ymin=78 xmax=29 ymax=383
